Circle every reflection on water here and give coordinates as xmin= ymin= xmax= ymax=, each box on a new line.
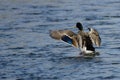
xmin=0 ymin=0 xmax=120 ymax=80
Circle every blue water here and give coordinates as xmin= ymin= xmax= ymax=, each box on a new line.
xmin=0 ymin=0 xmax=120 ymax=80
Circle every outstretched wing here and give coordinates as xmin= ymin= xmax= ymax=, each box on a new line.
xmin=89 ymin=28 xmax=101 ymax=47
xmin=49 ymin=30 xmax=78 ymax=48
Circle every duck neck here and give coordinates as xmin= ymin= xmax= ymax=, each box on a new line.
xmin=78 ymin=26 xmax=83 ymax=31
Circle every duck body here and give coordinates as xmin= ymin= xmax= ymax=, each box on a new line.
xmin=77 ymin=31 xmax=95 ymax=54
xmin=50 ymin=22 xmax=101 ymax=55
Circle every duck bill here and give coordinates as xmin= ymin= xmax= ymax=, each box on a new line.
xmin=73 ymin=26 xmax=77 ymax=28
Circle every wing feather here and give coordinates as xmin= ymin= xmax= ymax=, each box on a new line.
xmin=89 ymin=28 xmax=101 ymax=47
xmin=49 ymin=30 xmax=78 ymax=48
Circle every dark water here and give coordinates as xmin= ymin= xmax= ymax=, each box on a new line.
xmin=0 ymin=0 xmax=120 ymax=80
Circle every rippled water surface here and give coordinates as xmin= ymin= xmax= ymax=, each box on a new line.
xmin=0 ymin=0 xmax=120 ymax=80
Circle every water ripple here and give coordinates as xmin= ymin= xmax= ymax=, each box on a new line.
xmin=0 ymin=0 xmax=120 ymax=80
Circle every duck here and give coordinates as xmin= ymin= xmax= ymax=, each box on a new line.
xmin=49 ymin=22 xmax=101 ymax=55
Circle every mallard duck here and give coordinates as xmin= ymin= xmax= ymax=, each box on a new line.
xmin=49 ymin=22 xmax=101 ymax=55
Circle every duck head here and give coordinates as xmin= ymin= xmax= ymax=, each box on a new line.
xmin=75 ymin=22 xmax=83 ymax=31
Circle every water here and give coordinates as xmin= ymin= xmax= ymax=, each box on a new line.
xmin=0 ymin=0 xmax=120 ymax=80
